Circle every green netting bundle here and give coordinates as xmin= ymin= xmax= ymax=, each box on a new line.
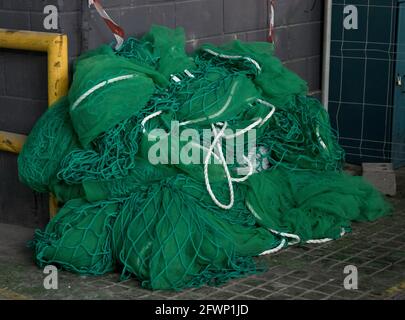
xmin=113 ymin=176 xmax=277 ymax=290
xmin=32 ymin=198 xmax=120 ymax=274
xmin=68 ymin=45 xmax=156 ymax=147
xmin=141 ymin=25 xmax=196 ymax=78
xmin=199 ymin=41 xmax=308 ymax=107
xmin=18 ymin=97 xmax=80 ymax=193
xmin=246 ymin=168 xmax=391 ymax=243
xmin=57 ymin=107 xmax=154 ymax=184
xmin=82 ymin=157 xmax=179 ymax=202
xmin=257 ymin=95 xmax=345 ymax=171
xmin=163 ymin=73 xmax=260 ymax=126
xmin=21 ymin=24 xmax=392 ymax=291
xmin=115 ymin=37 xmax=159 ymax=67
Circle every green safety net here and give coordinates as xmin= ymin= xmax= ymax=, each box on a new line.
xmin=33 ymin=198 xmax=119 ymax=274
xmin=246 ymin=168 xmax=390 ymax=242
xmin=20 ymin=25 xmax=392 ymax=291
xmin=68 ymin=45 xmax=156 ymax=148
xmin=18 ymin=97 xmax=81 ymax=197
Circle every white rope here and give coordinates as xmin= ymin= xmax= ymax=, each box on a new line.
xmin=199 ymin=99 xmax=276 ymax=209
xmin=171 ymin=74 xmax=181 ymax=83
xmin=269 ymin=229 xmax=301 ymax=246
xmin=188 ymin=142 xmax=221 ymax=163
xmin=316 ymin=126 xmax=328 ymax=150
xmin=217 ymin=99 xmax=275 ymax=140
xmin=71 ymin=74 xmax=135 ymax=111
xmin=179 ymin=81 xmax=239 ymax=126
xmin=258 ymin=228 xmax=347 ymax=256
xmin=203 ymin=100 xmax=276 ymax=209
xmin=141 ymin=110 xmax=162 ymax=133
xmin=247 ymin=201 xmax=347 ymax=256
xmin=184 ymin=69 xmax=195 ymax=78
xmin=306 ymin=228 xmax=346 ymax=244
xmin=140 ymin=98 xmax=276 ymax=210
xmin=203 ymin=123 xmax=235 ymax=210
xmin=260 ymin=238 xmax=286 ymax=256
xmin=202 ymin=48 xmax=262 ymax=74
xmin=140 ymin=110 xmax=225 ymax=163
xmin=256 ymin=99 xmax=276 ymax=127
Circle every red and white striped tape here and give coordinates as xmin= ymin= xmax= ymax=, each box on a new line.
xmin=88 ymin=0 xmax=125 ymax=50
xmin=268 ymin=0 xmax=275 ymax=43
xmin=88 ymin=0 xmax=272 ymax=48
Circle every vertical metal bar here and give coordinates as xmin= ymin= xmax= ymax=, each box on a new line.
xmin=322 ymin=0 xmax=332 ymax=111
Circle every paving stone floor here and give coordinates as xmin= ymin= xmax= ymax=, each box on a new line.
xmin=1 ymin=168 xmax=404 ymax=300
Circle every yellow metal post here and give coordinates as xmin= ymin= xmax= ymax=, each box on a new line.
xmin=0 ymin=29 xmax=69 ymax=218
xmin=0 ymin=131 xmax=27 ymax=153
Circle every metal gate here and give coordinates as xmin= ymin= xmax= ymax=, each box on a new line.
xmin=328 ymin=0 xmax=405 ymax=168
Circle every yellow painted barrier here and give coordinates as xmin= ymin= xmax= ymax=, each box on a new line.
xmin=0 ymin=29 xmax=68 ymax=105
xmin=0 ymin=131 xmax=27 ymax=153
xmin=0 ymin=28 xmax=69 ymax=218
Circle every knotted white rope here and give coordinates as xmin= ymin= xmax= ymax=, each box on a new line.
xmin=141 ymin=97 xmax=276 ymax=210
xmin=202 ymin=101 xmax=276 ymax=210
xmin=203 ymin=123 xmax=235 ymax=210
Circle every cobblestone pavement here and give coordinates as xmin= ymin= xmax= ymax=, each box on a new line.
xmin=1 ymin=168 xmax=404 ymax=300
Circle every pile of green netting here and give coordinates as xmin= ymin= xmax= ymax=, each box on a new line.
xmin=19 ymin=25 xmax=391 ymax=291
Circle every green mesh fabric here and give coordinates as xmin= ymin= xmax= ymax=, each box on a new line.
xmin=257 ymin=95 xmax=345 ymax=171
xmin=32 ymin=198 xmax=120 ymax=274
xmin=246 ymin=168 xmax=391 ymax=242
xmin=18 ymin=97 xmax=80 ymax=193
xmin=142 ymin=25 xmax=196 ymax=78
xmin=49 ymin=177 xmax=85 ymax=204
xmin=20 ymin=25 xmax=392 ymax=291
xmin=82 ymin=157 xmax=179 ymax=202
xmin=115 ymin=37 xmax=159 ymax=67
xmin=68 ymin=45 xmax=156 ymax=147
xmin=163 ymin=73 xmax=260 ymax=126
xmin=199 ymin=41 xmax=308 ymax=107
xmin=113 ymin=176 xmax=277 ymax=290
xmin=57 ymin=107 xmax=155 ymax=184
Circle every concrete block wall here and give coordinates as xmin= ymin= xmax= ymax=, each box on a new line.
xmin=0 ymin=1 xmax=82 ymax=135
xmin=0 ymin=1 xmax=83 ymax=227
xmin=84 ymin=0 xmax=324 ymax=96
xmin=274 ymin=0 xmax=323 ymax=97
xmin=0 ymin=0 xmax=324 ymax=227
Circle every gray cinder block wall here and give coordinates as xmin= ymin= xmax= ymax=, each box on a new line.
xmin=83 ymin=0 xmax=323 ymax=96
xmin=0 ymin=0 xmax=324 ymax=228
